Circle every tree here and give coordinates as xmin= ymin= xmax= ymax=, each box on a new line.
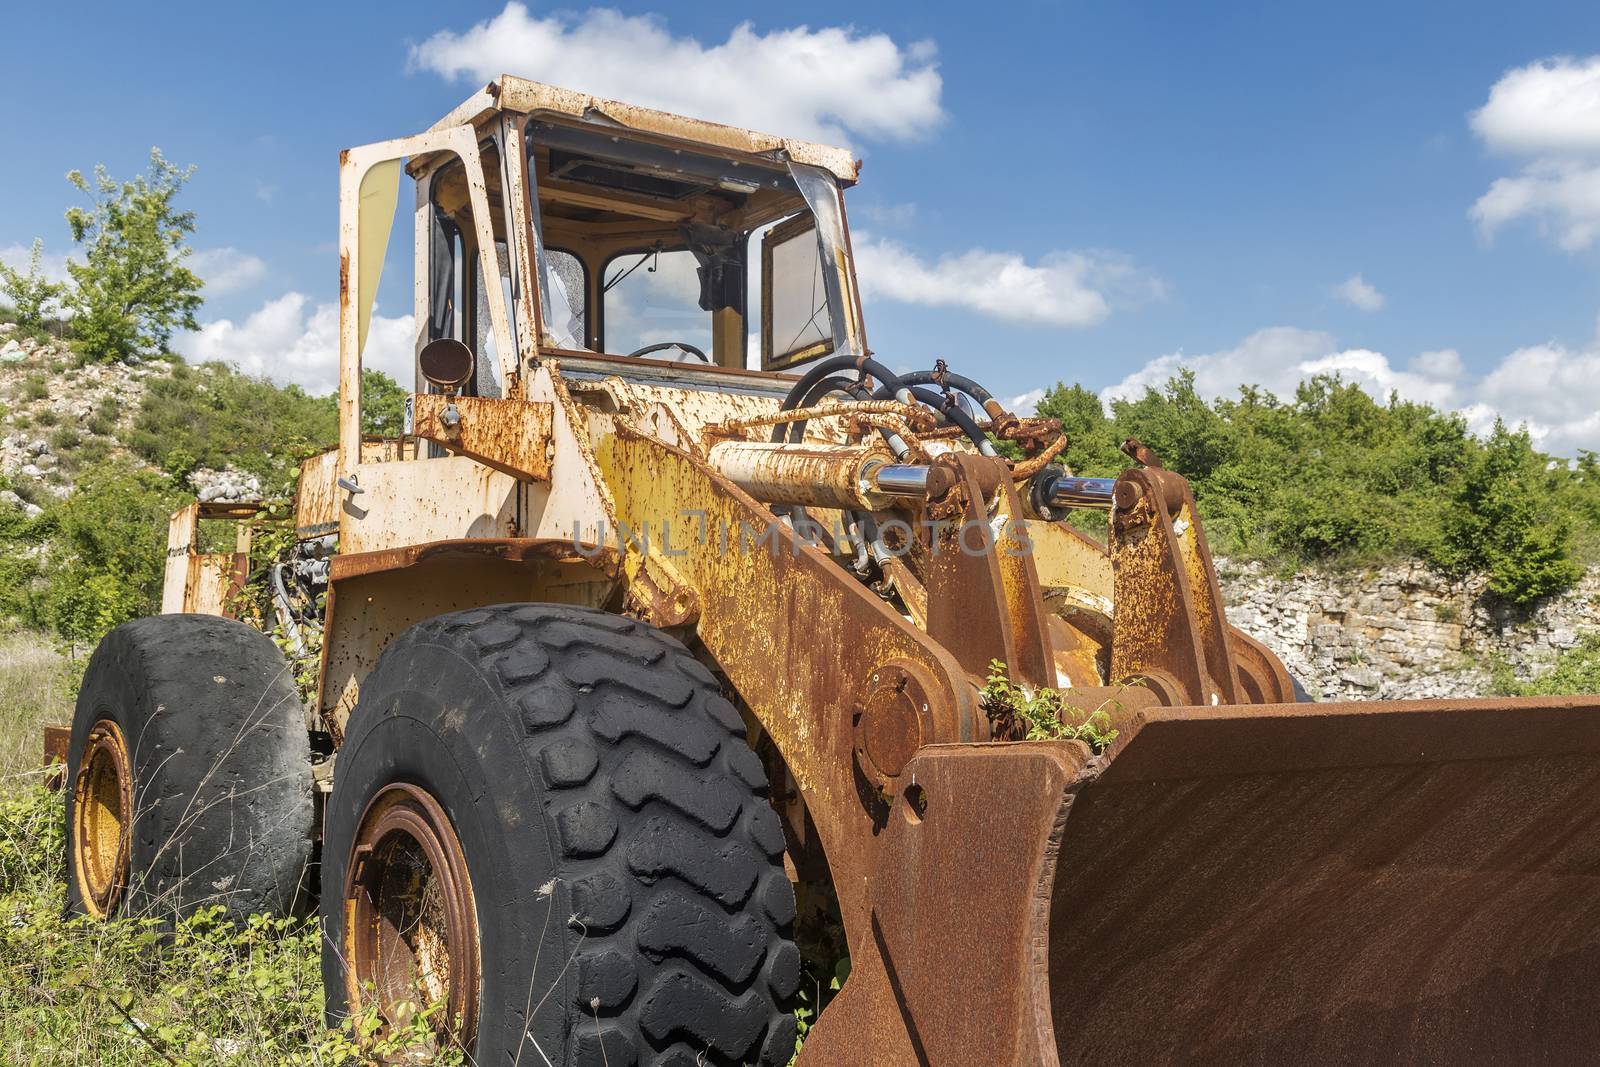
xmin=0 ymin=239 xmax=67 ymax=329
xmin=360 ymin=369 xmax=409 ymax=436
xmin=1436 ymin=421 xmax=1582 ymax=603
xmin=64 ymin=148 xmax=203 ymax=362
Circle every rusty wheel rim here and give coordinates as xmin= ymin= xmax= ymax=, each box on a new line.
xmin=71 ymin=719 xmax=132 ymax=918
xmin=344 ymin=782 xmax=480 ymax=1050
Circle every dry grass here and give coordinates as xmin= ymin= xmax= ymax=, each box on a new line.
xmin=0 ymin=629 xmax=77 ymax=795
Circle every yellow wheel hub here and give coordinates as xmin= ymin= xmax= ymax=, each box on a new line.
xmin=71 ymin=719 xmax=132 ymax=918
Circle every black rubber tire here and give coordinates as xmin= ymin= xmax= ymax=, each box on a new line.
xmin=321 ymin=603 xmax=799 ymax=1067
xmin=65 ymin=614 xmax=314 ymax=921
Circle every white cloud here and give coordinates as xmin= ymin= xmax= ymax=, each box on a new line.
xmin=1411 ymin=348 xmax=1463 ymax=379
xmin=1476 ymin=341 xmax=1600 ymax=451
xmin=1332 ymin=273 xmax=1384 ymax=312
xmin=1469 ymin=57 xmax=1600 ymax=250
xmin=190 ymin=247 xmax=268 ymax=296
xmin=176 ymin=292 xmax=413 ymax=395
xmin=1101 ymin=326 xmax=1600 ymax=457
xmin=853 ymin=237 xmax=1162 ymax=328
xmin=0 ymin=242 xmax=72 ymax=287
xmin=1470 ymin=160 xmax=1600 ymax=250
xmin=409 ymin=4 xmax=943 ymax=146
xmin=1471 ymin=56 xmax=1600 ymax=156
xmin=1005 ymin=387 xmax=1045 ymax=416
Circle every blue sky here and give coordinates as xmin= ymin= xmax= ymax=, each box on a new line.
xmin=3 ymin=2 xmax=1599 ymax=453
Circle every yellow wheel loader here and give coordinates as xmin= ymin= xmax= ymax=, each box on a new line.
xmin=50 ymin=78 xmax=1600 ymax=1065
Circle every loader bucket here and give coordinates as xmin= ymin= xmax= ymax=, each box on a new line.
xmin=803 ymin=693 xmax=1600 ymax=1066
xmin=1050 ymin=694 xmax=1600 ymax=1064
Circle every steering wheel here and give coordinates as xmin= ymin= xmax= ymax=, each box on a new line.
xmin=627 ymin=341 xmax=710 ymax=363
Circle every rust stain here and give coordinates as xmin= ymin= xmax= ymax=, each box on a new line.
xmin=411 ymin=394 xmax=555 ymax=482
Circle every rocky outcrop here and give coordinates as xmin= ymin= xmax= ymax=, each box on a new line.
xmin=1220 ymin=559 xmax=1600 ymax=700
xmin=188 ymin=467 xmax=262 ymax=504
xmin=0 ymin=329 xmax=167 ymax=503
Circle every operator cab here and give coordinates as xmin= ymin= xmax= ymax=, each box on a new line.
xmin=411 ymin=80 xmax=866 ymax=392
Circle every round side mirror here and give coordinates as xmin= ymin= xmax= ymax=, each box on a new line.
xmin=418 ymin=338 xmax=475 ymax=392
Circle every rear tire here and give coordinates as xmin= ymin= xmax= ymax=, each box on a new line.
xmin=65 ymin=614 xmax=314 ymax=921
xmin=321 ymin=603 xmax=799 ymax=1066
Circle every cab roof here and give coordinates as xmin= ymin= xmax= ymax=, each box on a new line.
xmin=428 ymin=75 xmax=860 ymax=186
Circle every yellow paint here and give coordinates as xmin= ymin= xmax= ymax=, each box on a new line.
xmin=357 ymin=159 xmax=401 ymax=356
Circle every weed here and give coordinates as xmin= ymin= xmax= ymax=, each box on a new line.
xmin=981 ymin=660 xmax=1122 ymax=751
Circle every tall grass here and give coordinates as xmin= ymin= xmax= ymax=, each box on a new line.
xmin=0 ymin=630 xmax=77 ymax=796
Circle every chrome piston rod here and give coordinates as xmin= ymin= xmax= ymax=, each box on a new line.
xmin=1036 ymin=471 xmax=1118 ymax=510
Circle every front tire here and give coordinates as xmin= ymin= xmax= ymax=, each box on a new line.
xmin=321 ymin=603 xmax=799 ymax=1066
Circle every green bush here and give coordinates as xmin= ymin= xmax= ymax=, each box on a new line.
xmin=1495 ymin=633 xmax=1600 ymax=696
xmin=1034 ymin=371 xmax=1600 ymax=603
xmin=40 ymin=465 xmax=177 ymax=646
xmin=129 ymin=363 xmax=338 ymax=492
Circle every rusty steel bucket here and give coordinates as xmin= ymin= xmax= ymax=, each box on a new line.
xmin=803 ymin=693 xmax=1600 ymax=1066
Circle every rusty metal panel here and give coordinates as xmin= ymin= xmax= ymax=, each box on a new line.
xmin=1027 ymin=519 xmax=1113 ymax=608
xmin=185 ymin=553 xmax=237 ymax=616
xmin=494 ymin=77 xmax=860 ymax=184
xmin=338 ymin=456 xmax=522 ymax=554
xmin=296 ymin=451 xmax=341 ymax=538
xmin=161 ymin=502 xmax=199 ymax=614
xmin=411 ymin=394 xmax=554 ymax=481
xmin=800 ymin=741 xmax=1088 ymax=1067
xmin=1047 ymin=693 xmax=1600 ymax=1064
xmin=1108 ymin=467 xmax=1240 ymax=706
xmin=42 ymin=724 xmax=69 ymax=790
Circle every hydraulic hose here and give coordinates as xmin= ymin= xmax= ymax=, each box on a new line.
xmin=886 ymin=369 xmax=998 ymax=410
xmin=778 ymin=355 xmax=915 ymax=415
xmin=904 ymin=385 xmax=995 ymax=456
xmin=777 ymin=374 xmax=874 ymax=444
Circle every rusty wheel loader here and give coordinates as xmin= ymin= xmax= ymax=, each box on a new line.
xmin=50 ymin=77 xmax=1600 ymax=1066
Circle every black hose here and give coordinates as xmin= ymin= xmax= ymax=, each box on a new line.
xmin=779 ymin=354 xmax=913 ymax=414
xmin=904 ymin=385 xmax=992 ymax=454
xmin=889 ymin=369 xmax=998 ymax=407
xmin=779 ymin=374 xmax=873 ymax=444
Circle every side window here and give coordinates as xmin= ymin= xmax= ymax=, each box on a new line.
xmin=427 ymin=201 xmax=464 ymax=348
xmin=601 ymin=248 xmax=712 ymax=358
xmin=544 ymin=248 xmax=587 ymax=350
xmin=471 ymin=241 xmax=511 ymax=398
xmin=762 ymin=213 xmax=832 ymax=370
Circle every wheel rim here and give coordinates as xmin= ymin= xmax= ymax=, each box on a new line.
xmin=344 ymin=782 xmax=480 ymax=1051
xmin=71 ymin=719 xmax=131 ymax=918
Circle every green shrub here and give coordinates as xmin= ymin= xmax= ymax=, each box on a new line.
xmin=21 ymin=375 xmax=48 ymax=402
xmin=128 ymin=363 xmax=343 ymax=493
xmin=49 ymin=426 xmax=80 ymax=452
xmin=1034 ymin=371 xmax=1600 ymax=601
xmin=41 ymin=465 xmax=177 ymax=646
xmin=1495 ymin=633 xmax=1600 ymax=696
